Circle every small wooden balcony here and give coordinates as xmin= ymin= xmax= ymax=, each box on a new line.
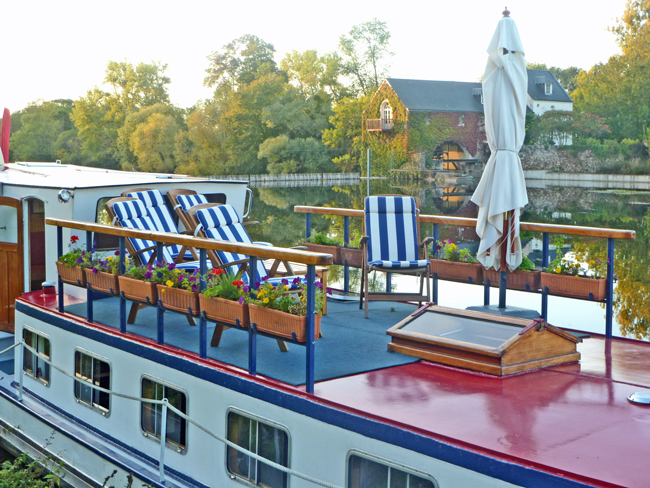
xmin=367 ymin=118 xmax=394 ymax=132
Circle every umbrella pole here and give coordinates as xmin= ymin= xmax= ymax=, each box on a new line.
xmin=498 ymin=212 xmax=510 ymax=308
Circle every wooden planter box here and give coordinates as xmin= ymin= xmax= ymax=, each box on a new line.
xmin=199 ymin=294 xmax=249 ymax=327
xmin=84 ymin=268 xmax=120 ymax=295
xmin=337 ymin=247 xmax=363 ymax=267
xmin=303 ymin=243 xmax=341 ymax=263
xmin=248 ymin=303 xmax=321 ymax=343
xmin=56 ymin=262 xmax=87 ymax=287
xmin=157 ymin=285 xmax=200 ymax=315
xmin=541 ymin=272 xmax=607 ymax=300
xmin=484 ymin=268 xmax=542 ymax=291
xmin=117 ymin=276 xmax=157 ymax=304
xmin=429 ymin=259 xmax=483 ymax=284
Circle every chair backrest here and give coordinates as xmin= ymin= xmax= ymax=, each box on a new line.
xmin=364 ymin=196 xmax=420 ymax=262
xmin=108 ymin=198 xmax=174 ymax=266
xmin=123 ymin=188 xmax=185 ymax=257
xmin=193 ymin=204 xmax=268 ymax=284
xmin=167 ymin=189 xmax=208 ymax=232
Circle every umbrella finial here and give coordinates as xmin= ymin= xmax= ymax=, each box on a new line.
xmin=503 ymin=7 xmax=510 ymax=17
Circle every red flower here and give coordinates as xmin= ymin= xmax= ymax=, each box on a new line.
xmin=70 ymin=235 xmax=79 ymax=244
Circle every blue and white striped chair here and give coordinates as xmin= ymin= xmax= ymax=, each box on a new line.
xmin=191 ymin=204 xmax=302 ymax=287
xmin=360 ymin=196 xmax=432 ymax=318
xmin=122 ymin=188 xmax=196 ymax=261
xmin=167 ymin=188 xmax=209 ymax=234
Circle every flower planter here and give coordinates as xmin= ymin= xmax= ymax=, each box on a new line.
xmin=303 ymin=243 xmax=341 ymax=263
xmin=157 ymin=285 xmax=199 ymax=315
xmin=56 ymin=262 xmax=87 ymax=287
xmin=248 ymin=303 xmax=321 ymax=343
xmin=117 ymin=276 xmax=157 ymax=304
xmin=199 ymin=294 xmax=249 ymax=328
xmin=429 ymin=259 xmax=483 ymax=284
xmin=540 ymin=272 xmax=607 ymax=300
xmin=484 ymin=268 xmax=541 ymax=291
xmin=337 ymin=247 xmax=363 ymax=267
xmin=84 ymin=269 xmax=120 ymax=295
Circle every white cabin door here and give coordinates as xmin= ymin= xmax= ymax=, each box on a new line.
xmin=0 ymin=196 xmax=23 ymax=332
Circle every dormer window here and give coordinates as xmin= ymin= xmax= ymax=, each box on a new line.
xmin=545 ymin=83 xmax=553 ymax=95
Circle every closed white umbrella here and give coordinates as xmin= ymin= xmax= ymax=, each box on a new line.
xmin=471 ymin=9 xmax=528 ymax=273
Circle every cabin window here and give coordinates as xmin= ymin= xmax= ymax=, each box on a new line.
xmin=74 ymin=350 xmax=111 ymax=415
xmin=347 ymin=451 xmax=437 ymax=488
xmin=545 ymin=82 xmax=553 ymax=95
xmin=22 ymin=328 xmax=50 ymax=385
xmin=141 ymin=376 xmax=187 ymax=453
xmin=226 ymin=410 xmax=289 ymax=487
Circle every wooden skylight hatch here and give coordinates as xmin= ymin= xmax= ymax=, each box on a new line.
xmin=387 ymin=305 xmax=581 ymax=376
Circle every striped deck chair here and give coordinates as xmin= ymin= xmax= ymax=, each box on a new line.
xmin=105 ymin=197 xmax=204 ymax=324
xmin=190 ymin=203 xmax=328 ymax=308
xmin=167 ymin=189 xmax=208 ymax=234
xmin=359 ymin=195 xmax=432 ymax=318
xmin=122 ymin=188 xmax=197 ymax=261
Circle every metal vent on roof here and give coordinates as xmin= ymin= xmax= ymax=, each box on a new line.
xmin=472 ymin=88 xmax=482 ymax=96
xmin=628 ymin=391 xmax=650 ymax=405
xmin=535 ymin=76 xmax=546 ymax=85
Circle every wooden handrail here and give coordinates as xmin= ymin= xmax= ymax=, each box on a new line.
xmin=293 ymin=206 xmax=636 ymax=240
xmin=46 ymin=218 xmax=334 ymax=266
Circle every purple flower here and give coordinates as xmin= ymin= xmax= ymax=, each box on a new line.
xmin=76 ymin=257 xmax=83 ymax=264
xmin=144 ymin=271 xmax=152 ymax=280
xmin=81 ymin=250 xmax=86 ymax=256
xmin=92 ymin=267 xmax=98 ymax=274
xmin=188 ymin=276 xmax=197 ymax=282
xmin=281 ymin=278 xmax=289 ymax=286
xmin=114 ymin=250 xmax=120 ymax=256
xmin=315 ymin=281 xmax=323 ymax=289
xmin=261 ymin=275 xmax=269 ymax=281
xmin=238 ymin=296 xmax=244 ymax=305
xmin=243 ymin=285 xmax=250 ymax=293
xmin=292 ymin=277 xmax=302 ymax=285
xmin=168 ymin=263 xmax=176 ymax=271
xmin=255 ymin=281 xmax=260 ymax=289
xmin=191 ymin=285 xmax=198 ymax=292
xmin=327 ymin=287 xmax=333 ymax=295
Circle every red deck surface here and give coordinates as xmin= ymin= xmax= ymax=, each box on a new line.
xmin=314 ymin=337 xmax=650 ymax=488
xmin=19 ymin=291 xmax=650 ymax=487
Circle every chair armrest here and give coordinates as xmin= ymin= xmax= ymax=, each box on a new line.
xmin=360 ymin=236 xmax=369 ymax=246
xmin=243 ymin=221 xmax=260 ymax=227
xmin=292 ymin=245 xmax=308 ymax=250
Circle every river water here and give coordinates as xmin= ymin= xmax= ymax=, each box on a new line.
xmin=244 ymin=177 xmax=650 ymax=341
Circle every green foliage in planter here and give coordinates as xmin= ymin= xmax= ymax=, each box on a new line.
xmin=307 ymin=232 xmax=344 ymax=247
xmin=517 ymin=256 xmax=536 ymax=271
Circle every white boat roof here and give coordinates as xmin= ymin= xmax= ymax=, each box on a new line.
xmin=1 ymin=162 xmax=245 ymax=190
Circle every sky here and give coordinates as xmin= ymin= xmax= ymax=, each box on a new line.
xmin=2 ymin=0 xmax=630 ymax=112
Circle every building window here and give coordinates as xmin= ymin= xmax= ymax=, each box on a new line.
xmin=227 ymin=410 xmax=289 ymax=487
xmin=22 ymin=328 xmax=50 ymax=385
xmin=347 ymin=452 xmax=437 ymax=488
xmin=141 ymin=376 xmax=187 ymax=453
xmin=380 ymin=101 xmax=394 ymax=130
xmin=74 ymin=350 xmax=111 ymax=415
xmin=545 ymin=83 xmax=553 ymax=95
xmin=458 ymin=115 xmax=465 ymax=127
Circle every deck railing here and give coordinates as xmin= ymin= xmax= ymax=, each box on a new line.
xmin=46 ymin=217 xmax=333 ymax=394
xmin=294 ymin=205 xmax=636 ymax=339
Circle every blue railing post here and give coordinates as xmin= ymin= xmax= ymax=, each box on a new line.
xmin=248 ymin=255 xmax=259 ymax=375
xmin=432 ymin=224 xmax=439 ymax=304
xmin=86 ymin=230 xmax=93 ymax=323
xmin=305 ymin=213 xmax=312 ymax=240
xmin=305 ymin=264 xmax=316 ymax=394
xmin=344 ymin=216 xmax=350 ymax=293
xmin=541 ymin=233 xmax=550 ymax=320
xmin=606 ymin=238 xmax=615 ymax=339
xmin=119 ymin=237 xmax=127 ymax=333
xmin=57 ymin=226 xmax=64 ymax=312
xmin=199 ymin=249 xmax=208 ymax=359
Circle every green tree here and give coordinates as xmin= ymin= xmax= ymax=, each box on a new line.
xmin=280 ymin=50 xmax=349 ymax=101
xmin=322 ymin=96 xmax=367 ymax=172
xmin=10 ymin=100 xmax=75 ymax=162
xmin=204 ymin=35 xmax=278 ymax=93
xmin=572 ymin=0 xmax=650 ymax=140
xmin=259 ymin=135 xmax=334 ymax=174
xmin=338 ymin=19 xmax=393 ymax=96
xmin=71 ymin=61 xmax=172 ymax=168
xmin=129 ymin=113 xmax=180 ymax=173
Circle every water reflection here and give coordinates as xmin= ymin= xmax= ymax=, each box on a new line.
xmin=245 ymin=179 xmax=650 ymax=340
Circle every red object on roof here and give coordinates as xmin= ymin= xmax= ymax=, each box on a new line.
xmin=1 ymin=108 xmax=10 ymax=165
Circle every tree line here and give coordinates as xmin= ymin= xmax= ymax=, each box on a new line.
xmin=5 ymin=2 xmax=650 ymax=176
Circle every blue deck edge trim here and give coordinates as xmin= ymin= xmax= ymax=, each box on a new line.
xmin=16 ymin=300 xmax=597 ymax=488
